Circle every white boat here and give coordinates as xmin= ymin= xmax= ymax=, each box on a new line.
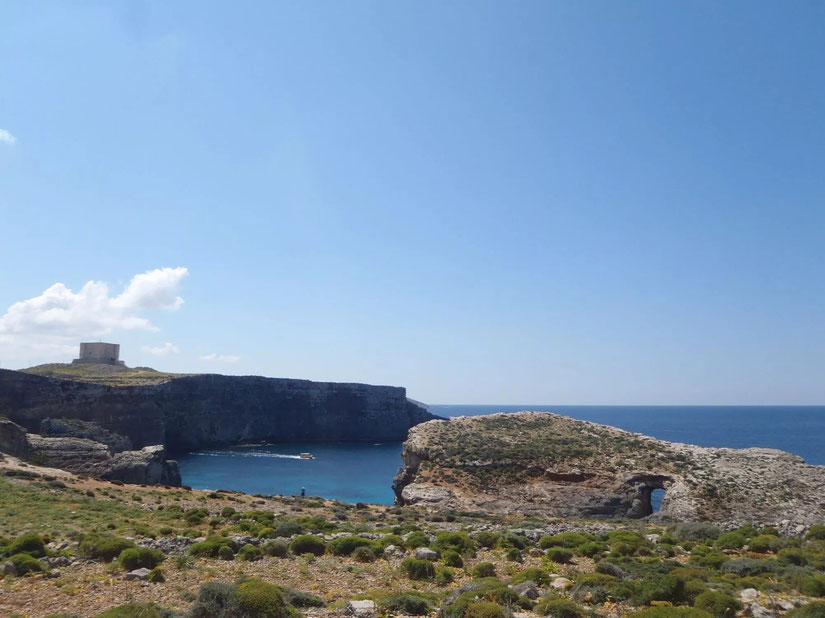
xmin=299 ymin=452 xmax=314 ymax=460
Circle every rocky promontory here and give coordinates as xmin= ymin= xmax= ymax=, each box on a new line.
xmin=393 ymin=411 xmax=825 ymax=532
xmin=0 ymin=418 xmax=181 ymax=485
xmin=0 ymin=366 xmax=439 ymax=451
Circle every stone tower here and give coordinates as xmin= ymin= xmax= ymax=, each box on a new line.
xmin=72 ymin=342 xmax=126 ymax=366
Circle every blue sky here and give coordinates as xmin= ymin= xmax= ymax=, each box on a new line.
xmin=1 ymin=1 xmax=823 ymax=404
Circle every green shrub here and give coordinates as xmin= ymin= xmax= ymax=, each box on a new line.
xmin=238 ymin=544 xmax=263 ymax=562
xmin=715 ymin=532 xmax=746 ymax=550
xmin=511 ymin=567 xmax=551 ymax=586
xmin=8 ymin=553 xmax=45 ymax=575
xmin=189 ymin=581 xmax=242 ymax=618
xmin=534 ymin=598 xmax=585 ymax=618
xmin=443 ymin=550 xmax=464 ymax=567
xmin=615 ymin=575 xmax=686 ymax=605
xmin=500 ymin=532 xmax=528 ymax=550
xmin=473 ymin=562 xmax=497 ymax=578
xmin=779 ymin=548 xmax=809 ymax=566
xmin=93 ymin=603 xmax=163 ymax=618
xmin=273 ymin=521 xmax=303 ymax=538
xmin=801 ymin=575 xmax=825 ymax=597
xmin=404 ymin=531 xmax=430 ymax=549
xmin=720 ymin=558 xmax=775 ymax=576
xmin=377 ymin=534 xmax=404 ymax=548
xmin=328 ymin=536 xmax=372 ymax=556
xmin=189 ymin=536 xmax=239 ymax=558
xmin=379 ymin=592 xmax=431 ymax=616
xmin=263 ymin=540 xmax=289 ymax=557
xmin=7 ymin=532 xmax=46 ymax=558
xmin=435 ymin=567 xmax=455 ymax=585
xmin=748 ymin=535 xmax=779 ymax=553
xmin=629 ymin=608 xmax=713 ymax=618
xmin=465 ymin=601 xmax=505 ymax=618
xmin=805 ymin=526 xmax=825 ymax=541
xmin=694 ymin=591 xmax=741 ymax=618
xmin=235 ymin=579 xmax=288 ymax=618
xmin=546 ymin=547 xmax=574 ymax=563
xmin=694 ymin=552 xmax=729 ymax=569
xmin=147 ymin=567 xmax=165 ymax=583
xmin=352 ymin=546 xmax=375 ymax=563
xmin=539 ymin=532 xmax=592 ymax=549
xmin=442 ymin=579 xmax=531 ymax=618
xmin=433 ymin=531 xmax=475 ymax=555
xmin=475 ymin=532 xmax=499 ymax=548
xmin=119 ymin=547 xmax=165 ymax=570
xmin=289 ymin=535 xmax=326 ymax=556
xmin=570 ymin=573 xmax=617 ymax=604
xmin=80 ymin=534 xmax=136 ymax=561
xmin=577 ymin=541 xmax=608 ymax=557
xmin=220 ymin=506 xmax=236 ymax=518
xmin=506 ymin=548 xmax=523 ymax=562
xmin=401 ymin=557 xmax=436 ymax=580
xmin=670 ymin=523 xmax=721 ymax=542
xmin=218 ymin=545 xmax=235 ymax=560
xmin=281 ymin=586 xmax=325 ymax=608
xmin=784 ymin=602 xmax=825 ymax=618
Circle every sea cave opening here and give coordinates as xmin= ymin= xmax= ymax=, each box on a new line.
xmin=650 ymin=488 xmax=666 ymax=514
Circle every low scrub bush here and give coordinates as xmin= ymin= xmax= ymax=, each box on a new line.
xmin=465 ymin=601 xmax=506 ymax=618
xmin=570 ymin=573 xmax=617 ymax=604
xmin=475 ymin=532 xmax=500 ymax=548
xmin=328 ymin=536 xmax=372 ymax=556
xmin=500 ymin=532 xmax=528 ymax=550
xmin=189 ymin=581 xmax=241 ymax=618
xmin=9 ymin=553 xmax=45 ymax=575
xmin=534 ymin=598 xmax=586 ymax=618
xmin=352 ymin=546 xmax=375 ymax=563
xmin=435 ymin=567 xmax=454 ymax=585
xmin=379 ymin=592 xmax=431 ymax=616
xmin=670 ymin=523 xmax=721 ymax=542
xmin=615 ymin=574 xmax=687 ymax=606
xmin=511 ymin=567 xmax=551 ymax=586
xmin=629 ymin=609 xmax=713 ymax=618
xmin=119 ymin=547 xmax=165 ymax=570
xmin=401 ymin=557 xmax=436 ymax=580
xmin=263 ymin=540 xmax=289 ymax=557
xmin=805 ymin=526 xmax=825 ymax=541
xmin=432 ymin=531 xmax=475 ymax=555
xmin=93 ymin=603 xmax=165 ymax=618
xmin=694 ymin=591 xmax=741 ymax=618
xmin=404 ymin=531 xmax=430 ymax=549
xmin=281 ymin=586 xmax=325 ymax=608
xmin=235 ymin=579 xmax=288 ymax=618
xmin=442 ymin=550 xmax=464 ymax=567
xmin=289 ymin=535 xmax=326 ymax=556
xmin=715 ymin=532 xmax=746 ymax=551
xmin=720 ymin=558 xmax=776 ymax=576
xmin=80 ymin=534 xmax=136 ymax=561
xmin=7 ymin=532 xmax=46 ymax=558
xmin=237 ymin=544 xmax=263 ymax=562
xmin=784 ymin=603 xmax=825 ymax=618
xmin=189 ymin=536 xmax=239 ymax=558
xmin=473 ymin=561 xmax=497 ymax=578
xmin=147 ymin=567 xmax=165 ymax=583
xmin=546 ymin=548 xmax=574 ymax=564
xmin=506 ymin=548 xmax=523 ymax=562
xmin=778 ymin=548 xmax=809 ymax=566
xmin=801 ymin=575 xmax=825 ymax=597
xmin=218 ymin=545 xmax=235 ymax=560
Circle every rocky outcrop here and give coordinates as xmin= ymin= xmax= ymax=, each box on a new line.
xmin=0 ymin=418 xmax=180 ymax=486
xmin=39 ymin=417 xmax=133 ymax=453
xmin=393 ymin=412 xmax=825 ymax=532
xmin=0 ymin=368 xmax=439 ymax=451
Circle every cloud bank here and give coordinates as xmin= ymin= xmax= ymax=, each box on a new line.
xmin=0 ymin=129 xmax=16 ymax=145
xmin=0 ymin=267 xmax=188 ymax=364
xmin=200 ymin=353 xmax=240 ymax=363
xmin=141 ymin=342 xmax=181 ymax=356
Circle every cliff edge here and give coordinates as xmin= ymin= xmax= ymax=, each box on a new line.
xmin=392 ymin=411 xmax=825 ymax=532
xmin=0 ymin=366 xmax=439 ymax=451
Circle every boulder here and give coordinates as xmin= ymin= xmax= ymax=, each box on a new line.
xmin=125 ymin=567 xmax=152 ymax=581
xmin=414 ymin=547 xmax=438 ymax=561
xmin=2 ymin=561 xmax=18 ymax=576
xmin=511 ymin=581 xmax=540 ymax=599
xmin=740 ymin=589 xmax=760 ymax=603
xmin=550 ymin=577 xmax=572 ymax=590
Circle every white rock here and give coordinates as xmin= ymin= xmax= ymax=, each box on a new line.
xmin=125 ymin=567 xmax=151 ymax=581
xmin=347 ymin=600 xmax=376 ymax=617
xmin=645 ymin=534 xmax=660 ymax=542
xmin=415 ymin=547 xmax=438 ymax=561
xmin=739 ymin=589 xmax=759 ymax=602
xmin=550 ymin=577 xmax=572 ymax=589
xmin=748 ymin=603 xmax=777 ymax=618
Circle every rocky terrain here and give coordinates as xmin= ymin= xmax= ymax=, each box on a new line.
xmin=0 ymin=365 xmax=439 ymax=450
xmin=393 ymin=412 xmax=825 ymax=532
xmin=0 ymin=418 xmax=181 ymax=486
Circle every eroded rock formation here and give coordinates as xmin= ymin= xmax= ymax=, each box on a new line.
xmin=392 ymin=412 xmax=825 ymax=531
xmin=0 ymin=418 xmax=181 ymax=486
xmin=0 ymin=368 xmax=438 ymax=450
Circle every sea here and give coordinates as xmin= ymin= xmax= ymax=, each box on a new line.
xmin=175 ymin=405 xmax=825 ymax=506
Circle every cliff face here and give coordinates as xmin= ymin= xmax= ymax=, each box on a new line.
xmin=393 ymin=412 xmax=825 ymax=532
xmin=0 ymin=368 xmax=438 ymax=451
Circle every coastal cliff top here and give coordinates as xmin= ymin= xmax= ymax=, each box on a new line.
xmin=395 ymin=411 xmax=825 ymax=529
xmin=20 ymin=363 xmax=191 ymax=386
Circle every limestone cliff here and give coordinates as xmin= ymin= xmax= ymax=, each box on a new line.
xmin=0 ymin=367 xmax=438 ymax=451
xmin=392 ymin=412 xmax=825 ymax=532
xmin=0 ymin=418 xmax=181 ymax=485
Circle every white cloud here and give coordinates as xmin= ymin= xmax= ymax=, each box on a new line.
xmin=0 ymin=129 xmax=16 ymax=145
xmin=0 ymin=267 xmax=188 ymax=364
xmin=141 ymin=342 xmax=180 ymax=356
xmin=200 ymin=353 xmax=240 ymax=363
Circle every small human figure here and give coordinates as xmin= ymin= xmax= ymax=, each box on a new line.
xmin=301 ymin=487 xmax=306 ymax=497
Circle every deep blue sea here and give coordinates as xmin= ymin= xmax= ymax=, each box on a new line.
xmin=176 ymin=406 xmax=825 ymax=506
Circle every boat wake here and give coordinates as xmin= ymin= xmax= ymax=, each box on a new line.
xmin=189 ymin=450 xmax=305 ymax=460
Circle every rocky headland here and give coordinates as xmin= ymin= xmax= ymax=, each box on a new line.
xmin=0 ymin=365 xmax=439 ymax=450
xmin=393 ymin=411 xmax=825 ymax=532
